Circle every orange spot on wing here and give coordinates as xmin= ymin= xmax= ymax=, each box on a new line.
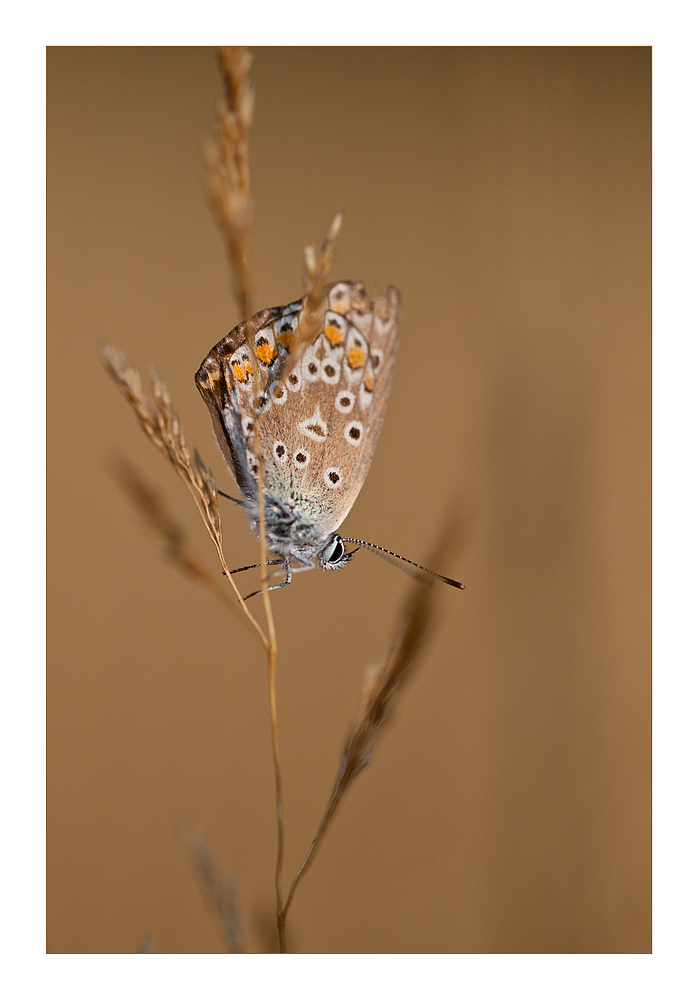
xmin=346 ymin=344 xmax=367 ymax=370
xmin=255 ymin=342 xmax=276 ymax=365
xmin=277 ymin=327 xmax=295 ymax=349
xmin=324 ymin=323 xmax=344 ymax=347
xmin=364 ymin=375 xmax=374 ymax=392
xmin=231 ymin=360 xmax=254 ymax=382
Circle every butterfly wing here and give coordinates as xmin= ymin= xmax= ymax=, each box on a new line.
xmin=196 ymin=281 xmax=401 ymax=540
xmin=264 ymin=281 xmax=401 ymax=537
xmin=195 ymin=303 xmax=292 ymax=499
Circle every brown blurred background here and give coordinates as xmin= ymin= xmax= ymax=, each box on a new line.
xmin=47 ymin=47 xmax=650 ymax=953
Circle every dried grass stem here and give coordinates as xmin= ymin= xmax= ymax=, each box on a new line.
xmin=280 ymin=516 xmax=464 ymax=927
xmin=280 ymin=211 xmax=343 ymax=383
xmin=206 ymin=46 xmax=255 ymax=322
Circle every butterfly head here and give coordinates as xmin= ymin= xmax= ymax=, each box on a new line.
xmin=245 ymin=495 xmax=356 ymax=574
xmin=317 ymin=533 xmax=356 ymax=572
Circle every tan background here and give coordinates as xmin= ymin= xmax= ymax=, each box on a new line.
xmin=47 ymin=46 xmax=650 ymax=953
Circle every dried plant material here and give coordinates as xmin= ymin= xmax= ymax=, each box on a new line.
xmin=203 ymin=46 xmax=275 ymax=614
xmin=203 ymin=49 xmax=286 ymax=948
xmin=100 ymin=343 xmax=219 ymax=535
xmin=281 ymin=512 xmax=465 ymax=922
xmin=183 ymin=827 xmax=245 ymax=953
xmin=99 ymin=342 xmax=267 ymax=647
xmin=100 ymin=45 xmax=464 ymax=954
xmin=278 ymin=210 xmax=344 ymax=384
xmin=205 ymin=46 xmax=255 ymax=323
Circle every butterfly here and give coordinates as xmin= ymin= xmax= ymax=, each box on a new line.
xmin=196 ymin=280 xmax=463 ymax=595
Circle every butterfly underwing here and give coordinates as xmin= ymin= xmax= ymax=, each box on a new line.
xmin=195 ymin=281 xmax=401 ymax=589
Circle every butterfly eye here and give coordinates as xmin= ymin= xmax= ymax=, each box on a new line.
xmin=326 ymin=538 xmax=344 ymax=564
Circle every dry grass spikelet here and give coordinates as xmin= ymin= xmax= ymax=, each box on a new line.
xmin=99 ymin=342 xmax=221 ymax=543
xmin=279 ymin=210 xmax=344 ymax=383
xmin=99 ymin=341 xmax=268 ymax=645
xmin=281 ymin=511 xmax=465 ymax=919
xmin=183 ymin=826 xmax=245 ymax=953
xmin=205 ymin=46 xmax=255 ymax=323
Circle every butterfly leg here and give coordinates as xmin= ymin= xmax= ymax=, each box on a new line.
xmin=229 ymin=558 xmax=284 ymax=576
xmin=243 ymin=559 xmax=293 ymax=601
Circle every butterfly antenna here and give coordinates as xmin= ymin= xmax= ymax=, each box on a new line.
xmin=342 ymin=538 xmax=465 ymax=590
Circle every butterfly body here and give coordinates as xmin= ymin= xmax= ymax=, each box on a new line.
xmin=196 ymin=281 xmax=401 ymax=585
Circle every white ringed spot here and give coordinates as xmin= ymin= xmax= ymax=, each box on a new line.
xmin=324 ymin=467 xmax=342 ymax=489
xmin=328 ymin=283 xmax=351 ymax=315
xmin=273 ymin=440 xmax=288 ymax=464
xmin=286 ymin=365 xmax=302 ymax=392
xmin=293 ymin=448 xmax=310 ymax=469
xmin=302 ymin=347 xmax=321 ymax=382
xmin=320 ymin=357 xmax=341 ymax=384
xmin=335 ymin=390 xmax=355 ymax=414
xmin=344 ymin=420 xmax=363 ymax=447
xmin=271 ymin=381 xmax=288 ymax=405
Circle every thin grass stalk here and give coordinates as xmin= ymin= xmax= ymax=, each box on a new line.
xmin=252 ymin=441 xmax=285 ymax=949
xmin=280 ymin=516 xmax=463 ymax=926
xmin=256 ymin=211 xmax=342 ymax=949
xmin=205 ymin=47 xmax=288 ymax=950
xmin=279 ymin=210 xmax=343 ymax=384
xmin=257 ymin=209 xmax=345 ymax=949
